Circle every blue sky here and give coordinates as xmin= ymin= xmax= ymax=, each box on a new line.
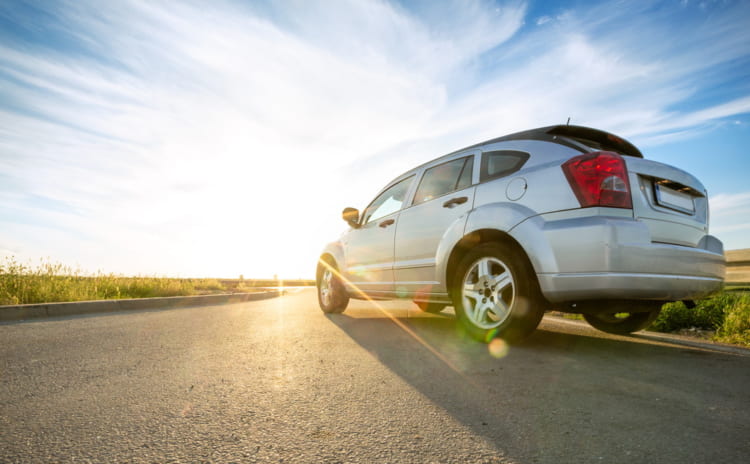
xmin=1 ymin=0 xmax=749 ymax=278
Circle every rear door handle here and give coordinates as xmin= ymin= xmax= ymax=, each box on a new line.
xmin=443 ymin=196 xmax=468 ymax=208
xmin=379 ymin=219 xmax=395 ymax=228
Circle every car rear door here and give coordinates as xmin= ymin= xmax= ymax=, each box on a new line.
xmin=393 ymin=154 xmax=477 ymax=296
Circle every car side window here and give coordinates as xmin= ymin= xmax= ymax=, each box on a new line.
xmin=480 ymin=150 xmax=529 ymax=182
xmin=362 ymin=175 xmax=414 ymax=224
xmin=413 ymin=156 xmax=474 ymax=204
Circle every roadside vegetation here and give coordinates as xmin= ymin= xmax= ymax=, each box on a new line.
xmin=0 ymin=257 xmax=229 ymax=306
xmin=651 ymin=289 xmax=750 ymax=346
xmin=559 ymin=289 xmax=750 ymax=347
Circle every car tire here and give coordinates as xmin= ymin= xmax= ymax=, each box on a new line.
xmin=582 ymin=302 xmax=662 ymax=335
xmin=316 ymin=259 xmax=349 ymax=314
xmin=452 ymin=242 xmax=544 ymax=343
xmin=414 ymin=301 xmax=446 ymax=313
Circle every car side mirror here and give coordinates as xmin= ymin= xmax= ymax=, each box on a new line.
xmin=342 ymin=207 xmax=360 ymax=229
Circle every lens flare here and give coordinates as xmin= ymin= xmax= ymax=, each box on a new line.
xmin=488 ymin=338 xmax=509 ymax=358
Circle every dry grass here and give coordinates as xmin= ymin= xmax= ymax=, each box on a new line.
xmin=0 ymin=257 xmax=227 ymax=305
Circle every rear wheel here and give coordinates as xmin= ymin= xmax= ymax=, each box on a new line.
xmin=583 ymin=302 xmax=662 ymax=335
xmin=414 ymin=301 xmax=446 ymax=313
xmin=316 ymin=260 xmax=349 ymax=314
xmin=452 ymin=242 xmax=544 ymax=343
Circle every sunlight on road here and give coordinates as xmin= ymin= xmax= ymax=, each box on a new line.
xmin=317 ymin=258 xmax=509 ymax=381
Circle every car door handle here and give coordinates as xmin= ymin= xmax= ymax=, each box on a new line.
xmin=378 ymin=219 xmax=395 ymax=228
xmin=443 ymin=196 xmax=468 ymax=208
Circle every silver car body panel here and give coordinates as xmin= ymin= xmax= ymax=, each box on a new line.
xmin=510 ymin=212 xmax=724 ymax=302
xmin=392 ymin=150 xmax=480 ymax=296
xmin=341 ymin=172 xmax=418 ymax=294
xmin=342 ymin=210 xmax=399 ymax=293
xmin=625 ymin=157 xmax=709 ymax=247
xmin=393 ymin=184 xmax=476 ymax=294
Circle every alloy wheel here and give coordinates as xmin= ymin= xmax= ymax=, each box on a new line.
xmin=461 ymin=257 xmax=515 ymax=329
xmin=319 ymin=269 xmax=333 ymax=307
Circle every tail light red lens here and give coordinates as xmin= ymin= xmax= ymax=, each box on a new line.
xmin=562 ymin=151 xmax=633 ymax=209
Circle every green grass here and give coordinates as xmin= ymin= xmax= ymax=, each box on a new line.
xmin=0 ymin=257 xmax=227 ymax=305
xmin=651 ymin=291 xmax=750 ymax=346
xmin=552 ymin=290 xmax=750 ymax=347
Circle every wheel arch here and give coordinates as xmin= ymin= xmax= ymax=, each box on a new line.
xmin=444 ymin=229 xmax=540 ymax=300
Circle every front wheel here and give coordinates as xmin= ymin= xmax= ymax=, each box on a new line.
xmin=452 ymin=242 xmax=544 ymax=343
xmin=583 ymin=302 xmax=662 ymax=335
xmin=316 ymin=260 xmax=349 ymax=314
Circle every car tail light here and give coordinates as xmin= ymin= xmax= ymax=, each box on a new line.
xmin=562 ymin=151 xmax=632 ymax=209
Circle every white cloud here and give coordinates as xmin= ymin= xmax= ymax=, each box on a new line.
xmin=711 ymin=192 xmax=750 ymax=215
xmin=0 ymin=0 xmax=529 ymax=277
xmin=710 ymin=192 xmax=750 ymax=251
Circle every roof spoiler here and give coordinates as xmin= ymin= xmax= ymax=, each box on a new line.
xmin=447 ymin=124 xmax=644 ymax=160
xmin=547 ymin=125 xmax=643 ymax=158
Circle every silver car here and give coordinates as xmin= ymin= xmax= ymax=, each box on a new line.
xmin=316 ymin=125 xmax=726 ymax=342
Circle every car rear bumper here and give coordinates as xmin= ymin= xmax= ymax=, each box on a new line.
xmin=511 ymin=213 xmax=726 ymax=303
xmin=537 ymin=272 xmax=723 ymax=302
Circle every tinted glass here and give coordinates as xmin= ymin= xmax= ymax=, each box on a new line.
xmin=480 ymin=151 xmax=529 ymax=182
xmin=363 ymin=175 xmax=414 ymax=224
xmin=414 ymin=157 xmax=473 ymax=204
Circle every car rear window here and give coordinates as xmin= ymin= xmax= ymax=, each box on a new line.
xmin=480 ymin=150 xmax=529 ymax=182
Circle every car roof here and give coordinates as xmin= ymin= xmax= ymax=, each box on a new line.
xmin=379 ymin=125 xmax=643 ymax=193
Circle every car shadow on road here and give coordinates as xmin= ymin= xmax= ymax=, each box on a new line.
xmin=326 ymin=308 xmax=750 ymax=463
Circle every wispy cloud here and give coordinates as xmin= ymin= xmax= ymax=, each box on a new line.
xmin=710 ymin=192 xmax=750 ymax=250
xmin=712 ymin=192 xmax=750 ymax=214
xmin=1 ymin=0 xmax=749 ymax=276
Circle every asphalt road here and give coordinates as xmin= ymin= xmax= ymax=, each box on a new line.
xmin=2 ymin=289 xmax=749 ymax=463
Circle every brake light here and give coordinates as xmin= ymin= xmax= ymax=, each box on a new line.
xmin=561 ymin=151 xmax=632 ymax=209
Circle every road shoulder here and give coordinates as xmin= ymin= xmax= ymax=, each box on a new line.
xmin=0 ymin=290 xmax=283 ymax=323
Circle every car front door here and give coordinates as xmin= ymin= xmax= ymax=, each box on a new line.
xmin=342 ymin=175 xmax=415 ymax=297
xmin=394 ymin=154 xmax=477 ymax=297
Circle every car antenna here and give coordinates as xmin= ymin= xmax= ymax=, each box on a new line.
xmin=566 ymin=117 xmax=571 ymax=126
